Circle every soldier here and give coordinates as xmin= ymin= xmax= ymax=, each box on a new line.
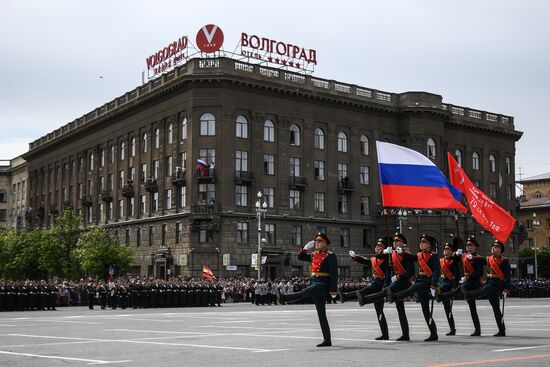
xmin=462 ymin=239 xmax=511 ymax=337
xmin=276 ymin=233 xmax=338 ymax=347
xmin=440 ymin=236 xmax=483 ymax=336
xmin=359 ymin=232 xmax=415 ymax=341
xmin=86 ymin=280 xmax=96 ymax=310
xmin=346 ymin=238 xmax=390 ymax=340
xmin=97 ymin=281 xmax=107 ymax=309
xmin=386 ymin=234 xmax=440 ymax=341
xmin=435 ymin=239 xmax=463 ymax=336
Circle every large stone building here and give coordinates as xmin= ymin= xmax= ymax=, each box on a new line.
xmin=0 ymin=157 xmax=28 ymax=231
xmin=22 ymin=57 xmax=522 ymax=279
xmin=517 ymin=172 xmax=550 ymax=252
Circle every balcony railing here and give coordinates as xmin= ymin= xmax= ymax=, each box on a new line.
xmin=338 ymin=180 xmax=354 ymax=194
xmin=170 ymin=172 xmax=186 ymax=187
xmin=234 ymin=171 xmax=254 ymax=184
xmin=101 ymin=190 xmax=113 ymax=202
xmin=195 ymin=168 xmax=216 ymax=182
xmin=122 ymin=182 xmax=134 ymax=197
xmin=191 ymin=203 xmax=218 ymax=215
xmin=80 ymin=196 xmax=93 ymax=207
xmin=289 ymin=176 xmax=308 ymax=189
xmin=144 ymin=178 xmax=158 ymax=192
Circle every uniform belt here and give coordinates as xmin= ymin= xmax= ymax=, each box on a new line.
xmin=487 ymin=274 xmax=502 ymax=279
xmin=418 ymin=272 xmax=430 ymax=276
xmin=311 ymin=272 xmax=330 ymax=277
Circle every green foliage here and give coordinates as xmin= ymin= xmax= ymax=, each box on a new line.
xmin=518 ymin=246 xmax=550 ymax=278
xmin=0 ymin=210 xmax=133 ymax=281
xmin=74 ymin=226 xmax=133 ymax=280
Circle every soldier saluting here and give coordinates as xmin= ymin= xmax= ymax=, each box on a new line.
xmin=276 ymin=233 xmax=338 ymax=347
xmin=462 ymin=239 xmax=511 ymax=337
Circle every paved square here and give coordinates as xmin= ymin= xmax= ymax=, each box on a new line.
xmin=1 ymin=298 xmax=549 ymax=366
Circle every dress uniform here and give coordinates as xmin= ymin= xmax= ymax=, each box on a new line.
xmin=387 ymin=234 xmax=440 ymax=341
xmin=276 ymin=233 xmax=338 ymax=347
xmin=347 ymin=238 xmax=390 ymax=340
xmin=436 ymin=239 xmax=462 ymax=336
xmin=360 ymin=232 xmax=415 ymax=341
xmin=440 ymin=237 xmax=484 ymax=336
xmin=462 ymin=239 xmax=511 ymax=336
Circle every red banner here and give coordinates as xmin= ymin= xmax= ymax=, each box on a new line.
xmin=202 ymin=265 xmax=216 ymax=279
xmin=447 ymin=152 xmax=515 ymax=243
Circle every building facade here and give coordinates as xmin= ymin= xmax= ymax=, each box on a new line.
xmin=23 ymin=57 xmax=522 ymax=279
xmin=517 ymin=173 xmax=550 ymax=251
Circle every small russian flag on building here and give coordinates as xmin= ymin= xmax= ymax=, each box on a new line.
xmin=376 ymin=141 xmax=466 ymax=212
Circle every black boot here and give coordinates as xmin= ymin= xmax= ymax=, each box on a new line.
xmin=396 ymin=335 xmax=410 ymax=341
xmin=388 ymin=287 xmax=415 ymax=303
xmin=470 ymin=329 xmax=481 ymax=336
xmin=494 ymin=321 xmax=506 ymax=337
xmin=317 ymin=340 xmax=332 ymax=347
xmin=376 ymin=313 xmax=389 ymax=340
xmin=359 ymin=288 xmax=387 ymax=306
xmin=424 ymin=321 xmax=438 ymax=341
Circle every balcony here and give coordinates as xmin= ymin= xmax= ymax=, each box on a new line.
xmin=289 ymin=176 xmax=307 ymax=190
xmin=191 ymin=203 xmax=219 ymax=215
xmin=234 ymin=171 xmax=254 ymax=185
xmin=80 ymin=195 xmax=93 ymax=207
xmin=122 ymin=182 xmax=134 ymax=197
xmin=195 ymin=168 xmax=216 ymax=182
xmin=24 ymin=207 xmax=33 ymax=219
xmin=144 ymin=177 xmax=158 ymax=192
xmin=48 ymin=202 xmax=59 ymax=215
xmin=63 ymin=200 xmax=72 ymax=209
xmin=170 ymin=171 xmax=186 ymax=187
xmin=338 ymin=179 xmax=355 ymax=194
xmin=101 ymin=190 xmax=113 ymax=202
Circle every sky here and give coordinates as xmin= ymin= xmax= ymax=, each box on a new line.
xmin=1 ymin=0 xmax=549 ymax=182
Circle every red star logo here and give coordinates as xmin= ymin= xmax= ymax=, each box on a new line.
xmin=289 ymin=61 xmax=294 ymax=67
xmin=275 ymin=58 xmax=280 ymax=63
xmin=267 ymin=56 xmax=273 ymax=62
xmin=296 ymin=62 xmax=301 ymax=68
xmin=282 ymin=59 xmax=287 ymax=65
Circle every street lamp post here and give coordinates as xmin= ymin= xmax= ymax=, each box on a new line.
xmin=532 ymin=212 xmax=540 ymax=280
xmin=255 ymin=190 xmax=268 ymax=281
xmin=398 ymin=209 xmax=408 ymax=234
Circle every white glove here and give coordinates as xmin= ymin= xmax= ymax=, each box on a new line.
xmin=502 ymin=290 xmax=508 ymax=298
xmin=396 ymin=247 xmax=403 ymax=254
xmin=456 ymin=249 xmax=463 ymax=255
xmin=430 ymin=288 xmax=436 ymax=298
xmin=460 ymin=276 xmax=467 ymax=284
xmin=391 ymin=275 xmax=398 ymax=283
xmin=383 ymin=247 xmax=393 ymax=254
xmin=349 ymin=250 xmax=356 ymax=257
xmin=331 ymin=294 xmax=337 ymax=299
xmin=467 ymin=254 xmax=473 ymax=260
xmin=303 ymin=241 xmax=315 ymax=251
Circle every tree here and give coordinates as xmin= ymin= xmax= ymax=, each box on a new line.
xmin=74 ymin=226 xmax=133 ymax=279
xmin=50 ymin=209 xmax=83 ymax=278
xmin=518 ymin=246 xmax=550 ymax=279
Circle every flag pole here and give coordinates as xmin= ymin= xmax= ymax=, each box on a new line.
xmin=383 ymin=208 xmax=392 ymax=266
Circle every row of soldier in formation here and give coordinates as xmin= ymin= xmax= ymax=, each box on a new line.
xmin=275 ymin=232 xmax=511 ymax=347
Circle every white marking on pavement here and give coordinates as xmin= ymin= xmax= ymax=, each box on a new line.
xmin=493 ymin=344 xmax=550 ymax=352
xmin=0 ymin=350 xmax=131 ymax=365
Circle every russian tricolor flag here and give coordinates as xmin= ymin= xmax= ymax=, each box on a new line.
xmin=376 ymin=141 xmax=466 ymax=212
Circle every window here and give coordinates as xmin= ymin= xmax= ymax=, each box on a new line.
xmin=236 ymin=115 xmax=248 ymax=138
xmin=290 ymin=157 xmax=301 ymax=177
xmin=489 ymin=154 xmax=496 ymax=173
xmin=166 ymin=156 xmax=173 ymax=176
xmin=337 ymin=163 xmax=348 ymax=180
xmin=152 ymin=192 xmax=158 ymax=212
xmin=100 ymin=150 xmax=105 ymax=167
xmin=265 ymin=223 xmax=275 ymax=245
xmin=314 ymin=128 xmax=325 ymax=150
xmin=507 ymin=185 xmax=513 ymax=201
xmin=200 ymin=113 xmax=216 ymax=136
xmin=142 ymin=133 xmax=148 ymax=153
xmin=153 ymin=160 xmax=159 ymax=179
xmin=129 ymin=197 xmax=135 ymax=216
xmin=149 ymin=226 xmax=154 ymax=246
xmin=236 ymin=185 xmax=248 ymax=206
xmin=314 ymin=160 xmax=325 ymax=181
xmin=125 ymin=228 xmax=130 ymax=245
xmin=198 ymin=183 xmax=215 ymax=203
xmin=181 ymin=151 xmax=187 ymax=170
xmin=506 ymin=156 xmax=512 ymax=175
xmin=472 ymin=152 xmax=480 ymax=170
xmin=289 ymin=123 xmax=300 ymax=146
xmin=131 ymin=137 xmax=136 ymax=157
xmin=454 ymin=149 xmax=463 ymax=167
xmin=360 ymin=166 xmax=370 ymax=185
xmin=292 ymin=225 xmax=302 ymax=246
xmin=236 ymin=150 xmax=248 ymax=173
xmin=167 ymin=123 xmax=173 ymax=144
xmin=199 ymin=148 xmax=216 ymax=166
xmin=363 ymin=229 xmax=372 ymax=249
xmin=179 ymin=186 xmax=186 ymax=207
xmin=338 ymin=194 xmax=348 ymax=214
xmin=337 ymin=132 xmax=348 ymax=152
xmin=314 ymin=192 xmax=325 ymax=212
xmin=107 ymin=202 xmax=113 ymax=220
xmin=89 ymin=153 xmax=94 ymax=171
xmin=264 ymin=154 xmax=275 ymax=175
xmin=176 ymin=222 xmax=182 ymax=244
xmin=340 ymin=228 xmax=350 ymax=247
xmin=237 ymin=222 xmax=248 ymax=244
xmin=110 ymin=145 xmax=115 ymax=163
xmin=360 ymin=135 xmax=369 ymax=155
xmin=118 ymin=170 xmax=125 ymax=189
xmin=361 ymin=196 xmax=370 ymax=216
xmin=535 ymin=191 xmax=542 ymax=199
xmin=154 ymin=128 xmax=160 ymax=149
xmin=263 ymin=187 xmax=275 ymax=208
xmin=80 ymin=156 xmax=85 ymax=172
xmin=289 ymin=190 xmax=301 ymax=209
xmin=199 ymin=229 xmax=210 ymax=243
xmin=120 ymin=142 xmax=125 ymax=161
xmin=181 ymin=118 xmax=187 ymax=140
xmin=489 ymin=183 xmax=497 ymax=198
xmin=118 ymin=199 xmax=124 ymax=218
xmin=427 ymin=138 xmax=436 ymax=159
xmin=140 ymin=195 xmax=146 ymax=214
xmin=140 ymin=163 xmax=147 ymax=183
xmin=136 ymin=228 xmax=141 ymax=247
xmin=264 ymin=120 xmax=275 ymax=142
xmin=165 ymin=189 xmax=172 ymax=210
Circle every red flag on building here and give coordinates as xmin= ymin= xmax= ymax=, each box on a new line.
xmin=447 ymin=152 xmax=515 ymax=243
xmin=202 ymin=265 xmax=216 ymax=279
